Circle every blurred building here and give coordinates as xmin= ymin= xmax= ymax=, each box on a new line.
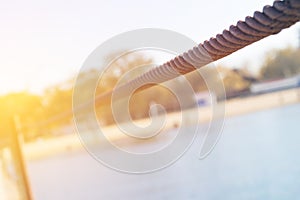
xmin=251 ymin=75 xmax=300 ymax=94
xmin=194 ymin=91 xmax=215 ymax=107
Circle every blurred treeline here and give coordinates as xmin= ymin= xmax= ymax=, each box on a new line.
xmin=0 ymin=47 xmax=299 ymax=141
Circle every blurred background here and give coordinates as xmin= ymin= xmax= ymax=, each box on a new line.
xmin=1 ymin=0 xmax=300 ymax=199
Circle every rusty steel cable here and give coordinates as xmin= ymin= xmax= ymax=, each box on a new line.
xmin=23 ymin=0 xmax=300 ymax=129
xmin=94 ymin=0 xmax=300 ymax=105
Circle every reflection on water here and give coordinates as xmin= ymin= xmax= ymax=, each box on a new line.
xmin=27 ymin=104 xmax=300 ymax=200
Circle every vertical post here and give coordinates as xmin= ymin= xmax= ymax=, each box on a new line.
xmin=10 ymin=116 xmax=32 ymax=200
xmin=298 ymin=29 xmax=300 ymax=49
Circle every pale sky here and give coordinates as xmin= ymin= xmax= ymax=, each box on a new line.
xmin=1 ymin=0 xmax=299 ymax=94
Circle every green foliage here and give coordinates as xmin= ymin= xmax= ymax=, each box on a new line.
xmin=0 ymin=92 xmax=44 ymax=140
xmin=217 ymin=66 xmax=252 ymax=96
xmin=260 ymin=48 xmax=300 ymax=80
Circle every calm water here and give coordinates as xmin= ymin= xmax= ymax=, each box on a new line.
xmin=27 ymin=104 xmax=300 ymax=200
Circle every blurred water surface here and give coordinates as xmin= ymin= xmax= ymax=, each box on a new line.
xmin=27 ymin=103 xmax=300 ymax=200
